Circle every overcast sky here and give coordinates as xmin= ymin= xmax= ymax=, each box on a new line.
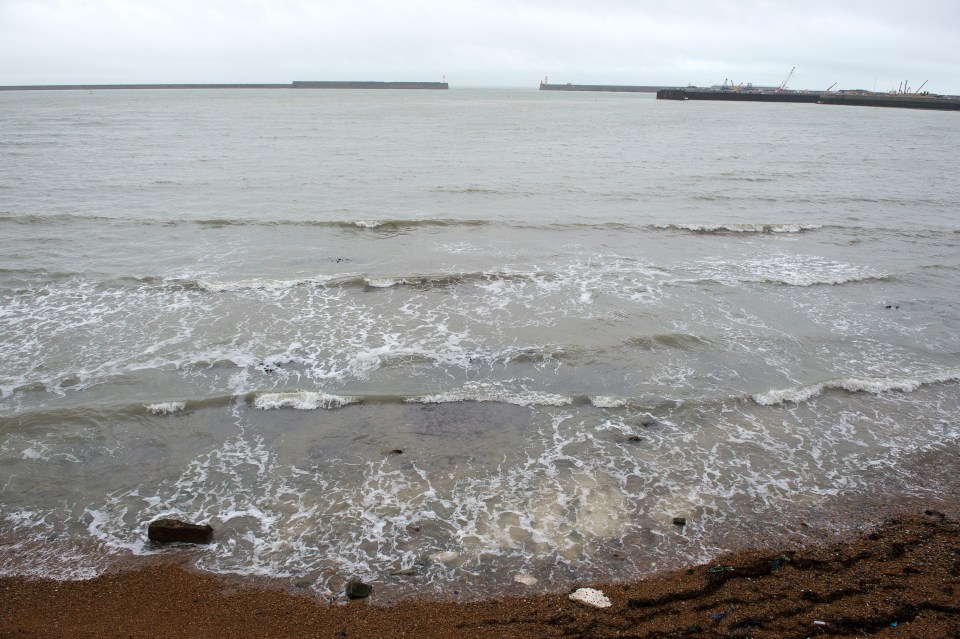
xmin=1 ymin=0 xmax=957 ymax=93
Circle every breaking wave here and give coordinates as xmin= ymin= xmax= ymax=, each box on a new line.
xmin=145 ymin=402 xmax=186 ymax=415
xmin=252 ymin=391 xmax=358 ymax=410
xmin=405 ymin=382 xmax=576 ymax=407
xmin=754 ymin=371 xmax=960 ymax=406
xmin=655 ymin=223 xmax=822 ymax=234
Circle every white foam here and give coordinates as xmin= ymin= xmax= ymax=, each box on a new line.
xmin=692 ymin=253 xmax=884 ymax=288
xmin=253 ymin=391 xmax=357 ymax=410
xmin=754 ymin=371 xmax=960 ymax=406
xmin=364 ymin=277 xmax=403 ymax=288
xmin=353 ymin=220 xmax=383 ymax=228
xmin=198 ymin=276 xmax=332 ymax=293
xmin=146 ymin=401 xmax=186 ymax=415
xmin=744 ymin=255 xmax=882 ymax=287
xmin=409 ymin=383 xmax=573 ymax=407
xmin=657 ymin=223 xmax=821 ymax=233
xmin=590 ymin=396 xmax=627 ymax=409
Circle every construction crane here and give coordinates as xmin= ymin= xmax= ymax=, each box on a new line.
xmin=777 ymin=67 xmax=796 ymax=91
xmin=825 ymin=82 xmax=837 ymax=92
xmin=915 ymin=80 xmax=929 ymax=94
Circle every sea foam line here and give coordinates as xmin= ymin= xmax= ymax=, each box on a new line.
xmin=406 ymin=385 xmax=574 ymax=408
xmin=655 ymin=223 xmax=822 ymax=234
xmin=145 ymin=401 xmax=186 ymax=415
xmin=754 ymin=371 xmax=960 ymax=406
xmin=253 ymin=391 xmax=358 ymax=410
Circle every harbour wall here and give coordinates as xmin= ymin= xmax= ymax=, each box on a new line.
xmin=291 ymin=81 xmax=448 ymax=90
xmin=0 ymin=81 xmax=449 ymax=92
xmin=657 ymin=88 xmax=820 ymax=103
xmin=817 ymin=93 xmax=960 ymax=111
xmin=540 ymin=83 xmax=662 ymax=93
xmin=657 ymin=88 xmax=960 ymax=111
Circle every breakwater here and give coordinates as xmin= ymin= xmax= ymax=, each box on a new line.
xmin=291 ymin=81 xmax=448 ymax=90
xmin=540 ymin=83 xmax=662 ymax=93
xmin=0 ymin=81 xmax=449 ymax=92
xmin=657 ymin=88 xmax=960 ymax=111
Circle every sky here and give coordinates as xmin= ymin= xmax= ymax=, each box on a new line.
xmin=1 ymin=0 xmax=958 ymax=93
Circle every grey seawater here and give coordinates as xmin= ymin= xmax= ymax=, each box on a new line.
xmin=1 ymin=88 xmax=959 ymax=599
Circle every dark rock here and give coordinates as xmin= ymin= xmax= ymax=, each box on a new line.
xmin=384 ymin=449 xmax=404 ymax=456
xmin=346 ymin=579 xmax=373 ymax=599
xmin=627 ymin=435 xmax=643 ymax=443
xmin=672 ymin=517 xmax=687 ymax=527
xmin=147 ymin=518 xmax=213 ymax=544
xmin=641 ymin=418 xmax=657 ymax=428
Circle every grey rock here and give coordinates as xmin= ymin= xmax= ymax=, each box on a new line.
xmin=147 ymin=518 xmax=213 ymax=544
xmin=346 ymin=579 xmax=373 ymax=599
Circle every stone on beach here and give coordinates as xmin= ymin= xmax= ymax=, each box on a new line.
xmin=346 ymin=579 xmax=373 ymax=599
xmin=569 ymin=587 xmax=612 ymax=608
xmin=147 ymin=518 xmax=214 ymax=544
xmin=513 ymin=573 xmax=538 ymax=586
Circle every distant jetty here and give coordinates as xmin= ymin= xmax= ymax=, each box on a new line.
xmin=0 ymin=81 xmax=449 ymax=92
xmin=656 ymin=87 xmax=960 ymax=111
xmin=291 ymin=81 xmax=447 ymax=90
xmin=539 ymin=82 xmax=662 ymax=93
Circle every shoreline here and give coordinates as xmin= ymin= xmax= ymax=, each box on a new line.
xmin=2 ymin=507 xmax=958 ymax=638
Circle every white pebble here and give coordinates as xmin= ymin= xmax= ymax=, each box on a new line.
xmin=513 ymin=573 xmax=538 ymax=586
xmin=569 ymin=587 xmax=612 ymax=608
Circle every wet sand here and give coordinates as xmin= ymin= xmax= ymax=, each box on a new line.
xmin=2 ymin=509 xmax=958 ymax=638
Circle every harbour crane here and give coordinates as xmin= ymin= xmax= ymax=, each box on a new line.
xmin=777 ymin=66 xmax=795 ymax=91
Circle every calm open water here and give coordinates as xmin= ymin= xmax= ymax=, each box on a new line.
xmin=1 ymin=88 xmax=958 ymax=599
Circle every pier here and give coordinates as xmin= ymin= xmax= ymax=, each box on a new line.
xmin=539 ymin=83 xmax=662 ymax=93
xmin=0 ymin=81 xmax=449 ymax=92
xmin=656 ymin=87 xmax=960 ymax=111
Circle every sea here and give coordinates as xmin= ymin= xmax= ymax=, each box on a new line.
xmin=1 ymin=87 xmax=958 ymax=600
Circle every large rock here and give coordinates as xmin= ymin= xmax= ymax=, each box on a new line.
xmin=147 ymin=518 xmax=214 ymax=544
xmin=346 ymin=579 xmax=373 ymax=599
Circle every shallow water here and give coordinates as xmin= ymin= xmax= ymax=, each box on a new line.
xmin=1 ymin=88 xmax=958 ymax=599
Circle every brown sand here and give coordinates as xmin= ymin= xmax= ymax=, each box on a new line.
xmin=2 ymin=510 xmax=958 ymax=638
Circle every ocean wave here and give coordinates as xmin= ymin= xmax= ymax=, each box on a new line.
xmin=145 ymin=401 xmax=186 ymax=415
xmin=753 ymin=371 xmax=960 ymax=406
xmin=589 ymin=396 xmax=628 ymax=409
xmin=697 ymin=255 xmax=889 ymax=288
xmin=190 ymin=217 xmax=492 ymax=230
xmin=406 ymin=383 xmax=575 ymax=407
xmin=252 ymin=391 xmax=358 ymax=410
xmin=0 ymin=213 xmax=126 ymax=226
xmin=196 ymin=276 xmax=336 ymax=293
xmin=195 ymin=271 xmax=536 ymax=294
xmin=754 ymin=273 xmax=891 ymax=287
xmin=655 ymin=223 xmax=822 ymax=234
xmin=625 ymin=333 xmax=712 ymax=351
